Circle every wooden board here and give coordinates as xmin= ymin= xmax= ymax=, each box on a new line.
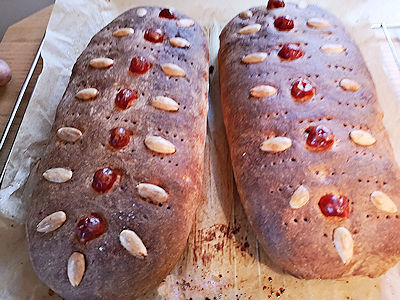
xmin=0 ymin=5 xmax=53 ymax=169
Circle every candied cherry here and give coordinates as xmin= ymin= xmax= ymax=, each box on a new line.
xmin=291 ymin=79 xmax=315 ymax=102
xmin=159 ymin=8 xmax=176 ymax=19
xmin=76 ymin=213 xmax=106 ymax=244
xmin=306 ymin=125 xmax=334 ymax=151
xmin=274 ymin=16 xmax=294 ymax=31
xmin=109 ymin=127 xmax=130 ymax=149
xmin=115 ymin=88 xmax=137 ymax=109
xmin=129 ymin=56 xmax=152 ymax=74
xmin=319 ymin=194 xmax=350 ymax=218
xmin=92 ymin=167 xmax=117 ymax=193
xmin=267 ymin=0 xmax=285 ymax=9
xmin=144 ymin=28 xmax=165 ymax=43
xmin=278 ymin=43 xmax=303 ymax=61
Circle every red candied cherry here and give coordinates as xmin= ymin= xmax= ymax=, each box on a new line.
xmin=159 ymin=8 xmax=176 ymax=19
xmin=306 ymin=125 xmax=334 ymax=151
xmin=109 ymin=127 xmax=131 ymax=149
xmin=76 ymin=213 xmax=106 ymax=244
xmin=144 ymin=28 xmax=165 ymax=43
xmin=92 ymin=167 xmax=117 ymax=193
xmin=115 ymin=88 xmax=137 ymax=109
xmin=129 ymin=56 xmax=152 ymax=74
xmin=267 ymin=0 xmax=285 ymax=9
xmin=274 ymin=16 xmax=294 ymax=31
xmin=291 ymin=79 xmax=315 ymax=102
xmin=319 ymin=194 xmax=350 ymax=218
xmin=278 ymin=43 xmax=303 ymax=61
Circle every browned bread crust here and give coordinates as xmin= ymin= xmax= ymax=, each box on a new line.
xmin=219 ymin=3 xmax=400 ymax=279
xmin=26 ymin=6 xmax=208 ymax=299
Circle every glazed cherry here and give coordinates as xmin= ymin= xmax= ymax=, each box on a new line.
xmin=291 ymin=79 xmax=315 ymax=102
xmin=278 ymin=43 xmax=303 ymax=61
xmin=159 ymin=8 xmax=176 ymax=19
xmin=274 ymin=16 xmax=294 ymax=31
xmin=144 ymin=28 xmax=164 ymax=43
xmin=319 ymin=194 xmax=350 ymax=218
xmin=109 ymin=127 xmax=130 ymax=149
xmin=75 ymin=213 xmax=106 ymax=244
xmin=306 ymin=125 xmax=334 ymax=151
xmin=115 ymin=88 xmax=137 ymax=109
xmin=267 ymin=0 xmax=285 ymax=9
xmin=92 ymin=167 xmax=117 ymax=193
xmin=129 ymin=56 xmax=152 ymax=74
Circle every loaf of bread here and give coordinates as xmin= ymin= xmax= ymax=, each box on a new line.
xmin=26 ymin=6 xmax=208 ymax=298
xmin=219 ymin=0 xmax=400 ymax=279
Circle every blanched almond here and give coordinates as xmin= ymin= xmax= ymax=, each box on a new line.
xmin=68 ymin=252 xmax=85 ymax=287
xmin=320 ymin=44 xmax=345 ymax=54
xmin=43 ymin=168 xmax=72 ymax=183
xmin=289 ymin=185 xmax=310 ymax=209
xmin=90 ymin=57 xmax=114 ymax=69
xmin=370 ymin=191 xmax=397 ymax=213
xmin=169 ymin=37 xmax=190 ymax=48
xmin=75 ymin=88 xmax=98 ymax=100
xmin=350 ymin=130 xmax=376 ymax=146
xmin=333 ymin=227 xmax=353 ymax=264
xmin=57 ymin=127 xmax=83 ymax=143
xmin=177 ymin=19 xmax=194 ymax=28
xmin=239 ymin=10 xmax=253 ymax=19
xmin=145 ymin=136 xmax=176 ymax=154
xmin=242 ymin=52 xmax=268 ymax=64
xmin=307 ymin=17 xmax=330 ymax=28
xmin=120 ymin=230 xmax=148 ymax=258
xmin=152 ymin=96 xmax=179 ymax=112
xmin=112 ymin=27 xmax=134 ymax=37
xmin=137 ymin=183 xmax=168 ymax=204
xmin=340 ymin=79 xmax=360 ymax=91
xmin=136 ymin=8 xmax=147 ymax=17
xmin=36 ymin=211 xmax=66 ymax=233
xmin=161 ymin=63 xmax=186 ymax=77
xmin=250 ymin=85 xmax=277 ymax=98
xmin=238 ymin=23 xmax=261 ymax=35
xmin=260 ymin=137 xmax=292 ymax=153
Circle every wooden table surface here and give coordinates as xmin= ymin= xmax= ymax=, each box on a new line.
xmin=0 ymin=5 xmax=53 ymax=171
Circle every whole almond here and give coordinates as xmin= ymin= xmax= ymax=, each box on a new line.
xmin=68 ymin=252 xmax=85 ymax=287
xmin=120 ymin=229 xmax=148 ymax=258
xmin=242 ymin=52 xmax=268 ymax=64
xmin=43 ymin=168 xmax=72 ymax=183
xmin=136 ymin=8 xmax=147 ymax=17
xmin=137 ymin=183 xmax=168 ymax=204
xmin=350 ymin=130 xmax=376 ymax=146
xmin=320 ymin=44 xmax=345 ymax=54
xmin=36 ymin=211 xmax=67 ymax=233
xmin=75 ymin=88 xmax=98 ymax=100
xmin=112 ymin=27 xmax=134 ymax=37
xmin=307 ymin=17 xmax=331 ymax=28
xmin=152 ymin=96 xmax=179 ymax=112
xmin=239 ymin=10 xmax=253 ymax=19
xmin=177 ymin=19 xmax=195 ymax=28
xmin=370 ymin=191 xmax=398 ymax=213
xmin=57 ymin=127 xmax=83 ymax=143
xmin=289 ymin=185 xmax=310 ymax=209
xmin=333 ymin=227 xmax=353 ymax=264
xmin=238 ymin=23 xmax=261 ymax=35
xmin=340 ymin=79 xmax=360 ymax=91
xmin=250 ymin=85 xmax=277 ymax=98
xmin=161 ymin=63 xmax=186 ymax=77
xmin=145 ymin=135 xmax=176 ymax=154
xmin=169 ymin=37 xmax=191 ymax=48
xmin=260 ymin=137 xmax=292 ymax=153
xmin=89 ymin=57 xmax=114 ymax=69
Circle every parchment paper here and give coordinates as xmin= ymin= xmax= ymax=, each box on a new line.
xmin=1 ymin=0 xmax=400 ymax=299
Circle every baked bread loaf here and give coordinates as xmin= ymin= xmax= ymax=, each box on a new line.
xmin=219 ymin=0 xmax=400 ymax=279
xmin=26 ymin=6 xmax=208 ymax=299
